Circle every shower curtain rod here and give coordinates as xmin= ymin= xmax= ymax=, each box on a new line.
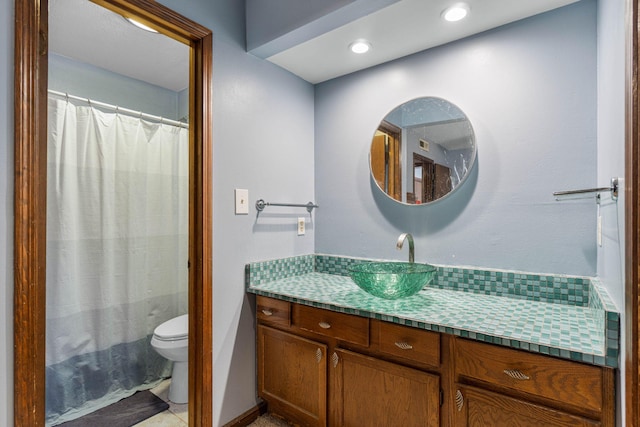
xmin=48 ymin=89 xmax=189 ymax=129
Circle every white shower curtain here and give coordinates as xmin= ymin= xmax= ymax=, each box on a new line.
xmin=45 ymin=96 xmax=189 ymax=425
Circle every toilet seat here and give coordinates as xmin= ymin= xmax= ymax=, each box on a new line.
xmin=153 ymin=314 xmax=188 ymax=341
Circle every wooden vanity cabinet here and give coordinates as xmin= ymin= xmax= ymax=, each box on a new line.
xmin=372 ymin=320 xmax=440 ymax=370
xmin=293 ymin=303 xmax=369 ymax=347
xmin=257 ymin=325 xmax=327 ymax=427
xmin=454 ymin=384 xmax=600 ymax=426
xmin=256 ymin=296 xmax=442 ymax=427
xmin=452 ymin=338 xmax=615 ymax=427
xmin=255 ymin=296 xmax=615 ymax=427
xmin=331 ymin=348 xmax=440 ymax=427
xmin=257 ymin=296 xmax=291 ymax=328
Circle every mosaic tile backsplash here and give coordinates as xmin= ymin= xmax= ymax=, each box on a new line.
xmin=246 ymin=254 xmax=620 ymax=368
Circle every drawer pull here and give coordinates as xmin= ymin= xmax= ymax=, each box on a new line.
xmin=261 ymin=309 xmax=273 ymax=316
xmin=503 ymin=369 xmax=530 ymax=381
xmin=316 ymin=348 xmax=322 ymax=363
xmin=456 ymin=390 xmax=464 ymax=411
xmin=332 ymin=352 xmax=339 ymax=368
xmin=318 ymin=321 xmax=332 ymax=329
xmin=394 ymin=341 xmax=413 ymax=350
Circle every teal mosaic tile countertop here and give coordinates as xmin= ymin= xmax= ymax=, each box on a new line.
xmin=246 ymin=255 xmax=620 ymax=368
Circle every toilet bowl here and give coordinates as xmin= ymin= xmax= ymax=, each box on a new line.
xmin=151 ymin=314 xmax=188 ymax=404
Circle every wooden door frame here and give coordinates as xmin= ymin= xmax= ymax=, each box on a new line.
xmin=13 ymin=0 xmax=213 ymax=425
xmin=627 ymin=0 xmax=640 ymax=424
xmin=412 ymin=152 xmax=433 ymax=203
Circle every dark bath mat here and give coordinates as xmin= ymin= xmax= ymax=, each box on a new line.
xmin=59 ymin=390 xmax=169 ymax=427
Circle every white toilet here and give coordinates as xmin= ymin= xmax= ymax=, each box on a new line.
xmin=151 ymin=314 xmax=188 ymax=403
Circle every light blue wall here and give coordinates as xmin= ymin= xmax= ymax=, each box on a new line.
xmin=49 ymin=53 xmax=183 ymax=120
xmin=178 ymin=88 xmax=189 ymax=121
xmin=597 ymin=0 xmax=626 ymax=425
xmin=209 ymin=45 xmax=314 ymax=427
xmin=154 ymin=1 xmax=315 ymax=426
xmin=1 ymin=0 xmax=14 ymax=425
xmin=315 ymin=0 xmax=598 ymax=276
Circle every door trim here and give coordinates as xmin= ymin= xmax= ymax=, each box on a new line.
xmin=627 ymin=0 xmax=640 ymax=424
xmin=13 ymin=0 xmax=213 ymax=425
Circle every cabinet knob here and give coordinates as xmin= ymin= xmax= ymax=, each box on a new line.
xmin=503 ymin=369 xmax=530 ymax=381
xmin=455 ymin=389 xmax=464 ymax=412
xmin=316 ymin=348 xmax=322 ymax=363
xmin=331 ymin=352 xmax=339 ymax=368
xmin=394 ymin=341 xmax=413 ymax=350
xmin=261 ymin=309 xmax=273 ymax=316
xmin=318 ymin=321 xmax=331 ymax=329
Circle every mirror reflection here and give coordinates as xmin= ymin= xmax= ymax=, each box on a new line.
xmin=370 ymin=97 xmax=476 ymax=205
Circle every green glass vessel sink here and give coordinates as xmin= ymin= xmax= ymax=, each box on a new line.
xmin=348 ymin=262 xmax=436 ymax=300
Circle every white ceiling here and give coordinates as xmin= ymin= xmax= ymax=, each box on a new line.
xmin=49 ymin=0 xmax=189 ymax=92
xmin=49 ymin=0 xmax=579 ymax=89
xmin=267 ymin=0 xmax=580 ymax=83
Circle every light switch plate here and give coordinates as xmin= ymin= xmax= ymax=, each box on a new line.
xmin=235 ymin=189 xmax=249 ymax=214
xmin=297 ymin=217 xmax=305 ymax=235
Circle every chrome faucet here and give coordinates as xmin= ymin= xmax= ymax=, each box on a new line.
xmin=396 ymin=233 xmax=415 ymax=263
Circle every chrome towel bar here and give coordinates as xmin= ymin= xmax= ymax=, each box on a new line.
xmin=255 ymin=199 xmax=319 ymax=213
xmin=553 ymin=177 xmax=618 ymax=201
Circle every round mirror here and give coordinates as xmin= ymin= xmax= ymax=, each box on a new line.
xmin=370 ymin=97 xmax=476 ymax=205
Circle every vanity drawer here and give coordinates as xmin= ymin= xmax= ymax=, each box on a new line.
xmin=257 ymin=296 xmax=291 ymax=328
xmin=375 ymin=320 xmax=440 ymax=368
xmin=292 ymin=304 xmax=369 ymax=346
xmin=454 ymin=338 xmax=604 ymax=414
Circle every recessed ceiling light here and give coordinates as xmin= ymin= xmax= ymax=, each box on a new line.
xmin=349 ymin=40 xmax=371 ymax=54
xmin=125 ymin=17 xmax=158 ymax=33
xmin=441 ymin=3 xmax=470 ymax=22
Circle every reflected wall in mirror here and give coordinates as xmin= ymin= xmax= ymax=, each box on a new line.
xmin=370 ymin=97 xmax=476 ymax=205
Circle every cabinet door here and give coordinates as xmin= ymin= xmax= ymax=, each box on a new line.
xmin=454 ymin=385 xmax=600 ymax=427
xmin=332 ymin=348 xmax=440 ymax=427
xmin=257 ymin=325 xmax=327 ymax=427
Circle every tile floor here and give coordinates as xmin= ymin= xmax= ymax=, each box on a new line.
xmin=133 ymin=379 xmax=188 ymax=426
xmin=132 ymin=380 xmax=287 ymax=426
xmin=247 ymin=414 xmax=291 ymax=426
